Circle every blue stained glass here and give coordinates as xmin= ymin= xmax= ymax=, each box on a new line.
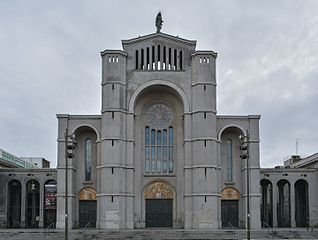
xmin=169 ymin=127 xmax=173 ymax=145
xmin=163 ymin=130 xmax=167 ymax=145
xmin=145 ymin=147 xmax=149 ymax=159
xmin=151 ymin=146 xmax=155 ymax=172
xmin=145 ymin=159 xmax=150 ymax=173
xmin=157 ymin=131 xmax=161 ymax=145
xmin=145 ymin=127 xmax=150 ymax=145
xmin=169 ymin=147 xmax=173 ymax=172
xmin=157 ymin=146 xmax=161 ymax=172
xmin=163 ymin=160 xmax=167 ymax=173
xmin=85 ymin=139 xmax=92 ymax=181
xmin=226 ymin=139 xmax=233 ymax=181
xmin=151 ymin=129 xmax=155 ymax=145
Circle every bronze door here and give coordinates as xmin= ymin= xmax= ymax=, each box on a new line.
xmin=221 ymin=200 xmax=239 ymax=228
xmin=79 ymin=200 xmax=96 ymax=228
xmin=146 ymin=199 xmax=172 ymax=227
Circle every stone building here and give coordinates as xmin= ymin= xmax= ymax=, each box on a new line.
xmin=56 ymin=30 xmax=262 ymax=229
xmin=0 ymin=28 xmax=317 ymax=230
xmin=0 ymin=168 xmax=57 ymax=228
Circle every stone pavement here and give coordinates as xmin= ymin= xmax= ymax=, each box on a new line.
xmin=0 ymin=228 xmax=317 ymax=240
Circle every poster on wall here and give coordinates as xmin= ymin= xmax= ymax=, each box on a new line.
xmin=44 ymin=184 xmax=57 ymax=209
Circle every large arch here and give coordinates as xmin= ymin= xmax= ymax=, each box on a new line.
xmin=43 ymin=179 xmax=57 ymax=228
xmin=71 ymin=124 xmax=100 ymax=141
xmin=142 ymin=180 xmax=175 ymax=228
xmin=7 ymin=180 xmax=21 ymax=228
xmin=295 ymin=179 xmax=309 ymax=227
xmin=260 ymin=179 xmax=273 ymax=227
xmin=25 ymin=179 xmax=40 ymax=228
xmin=72 ymin=126 xmax=98 ymax=182
xmin=128 ymin=80 xmax=190 ymax=113
xmin=132 ymin=82 xmax=185 ymax=229
xmin=217 ymin=124 xmax=246 ymax=142
xmin=219 ymin=126 xmax=245 ymax=183
xmin=277 ymin=179 xmax=291 ymax=227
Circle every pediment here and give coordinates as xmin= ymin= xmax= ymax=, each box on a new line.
xmin=122 ymin=32 xmax=196 ymax=50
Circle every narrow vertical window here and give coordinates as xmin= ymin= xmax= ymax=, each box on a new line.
xmin=174 ymin=49 xmax=177 ymax=70
xmin=146 ymin=47 xmax=150 ymax=70
xmin=163 ymin=46 xmax=166 ymax=70
xmin=157 ymin=130 xmax=162 ymax=172
xmin=145 ymin=127 xmax=150 ymax=173
xmin=135 ymin=50 xmax=139 ymax=69
xmin=85 ymin=139 xmax=92 ymax=181
xmin=168 ymin=48 xmax=172 ymax=70
xmin=152 ymin=46 xmax=155 ymax=69
xmin=163 ymin=129 xmax=168 ymax=173
xmin=141 ymin=49 xmax=144 ymax=70
xmin=157 ymin=45 xmax=161 ymax=70
xmin=226 ymin=139 xmax=233 ymax=181
xmin=168 ymin=127 xmax=173 ymax=173
xmin=179 ymin=50 xmax=183 ymax=70
xmin=151 ymin=129 xmax=156 ymax=172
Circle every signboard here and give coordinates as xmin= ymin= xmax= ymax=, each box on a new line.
xmin=44 ymin=184 xmax=57 ymax=209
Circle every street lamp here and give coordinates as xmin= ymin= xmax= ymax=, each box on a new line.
xmin=64 ymin=127 xmax=76 ymax=240
xmin=240 ymin=131 xmax=250 ymax=240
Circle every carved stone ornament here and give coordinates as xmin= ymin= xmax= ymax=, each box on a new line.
xmin=146 ymin=104 xmax=173 ymax=129
xmin=79 ymin=187 xmax=97 ymax=201
xmin=221 ymin=187 xmax=240 ymax=200
xmin=144 ymin=181 xmax=173 ymax=199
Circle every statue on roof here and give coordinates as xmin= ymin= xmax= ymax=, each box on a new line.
xmin=155 ymin=12 xmax=163 ymax=33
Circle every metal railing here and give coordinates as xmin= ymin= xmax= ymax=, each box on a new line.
xmin=263 ymin=221 xmax=274 ymax=240
xmin=43 ymin=222 xmax=55 ymax=240
xmin=83 ymin=222 xmax=90 ymax=236
xmin=228 ymin=222 xmax=237 ymax=240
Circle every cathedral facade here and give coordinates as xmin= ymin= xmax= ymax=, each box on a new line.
xmin=56 ymin=31 xmax=261 ymax=229
xmin=1 ymin=29 xmax=317 ymax=230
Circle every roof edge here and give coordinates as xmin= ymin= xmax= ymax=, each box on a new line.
xmin=121 ymin=32 xmax=197 ymax=46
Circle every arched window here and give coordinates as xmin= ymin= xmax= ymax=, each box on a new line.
xmin=226 ymin=139 xmax=233 ymax=181
xmin=85 ymin=138 xmax=92 ymax=181
xmin=145 ymin=104 xmax=174 ymax=174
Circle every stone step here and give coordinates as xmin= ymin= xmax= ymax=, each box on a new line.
xmin=0 ymin=229 xmax=317 ymax=240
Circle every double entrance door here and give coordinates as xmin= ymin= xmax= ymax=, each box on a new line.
xmin=146 ymin=199 xmax=172 ymax=228
xmin=79 ymin=200 xmax=96 ymax=228
xmin=221 ymin=200 xmax=239 ymax=228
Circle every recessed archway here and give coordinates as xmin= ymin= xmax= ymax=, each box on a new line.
xmin=260 ymin=179 xmax=273 ymax=227
xmin=277 ymin=179 xmax=291 ymax=227
xmin=25 ymin=179 xmax=40 ymax=228
xmin=44 ymin=179 xmax=57 ymax=228
xmin=78 ymin=188 xmax=97 ymax=228
xmin=295 ymin=179 xmax=309 ymax=227
xmin=7 ymin=180 xmax=21 ymax=228
xmin=144 ymin=180 xmax=174 ymax=228
xmin=221 ymin=187 xmax=240 ymax=228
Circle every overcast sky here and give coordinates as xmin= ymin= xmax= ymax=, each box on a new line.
xmin=0 ymin=0 xmax=317 ymax=168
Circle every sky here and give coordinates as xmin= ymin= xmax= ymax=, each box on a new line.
xmin=0 ymin=0 xmax=317 ymax=168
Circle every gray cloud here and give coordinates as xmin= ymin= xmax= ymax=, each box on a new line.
xmin=0 ymin=0 xmax=317 ymax=167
